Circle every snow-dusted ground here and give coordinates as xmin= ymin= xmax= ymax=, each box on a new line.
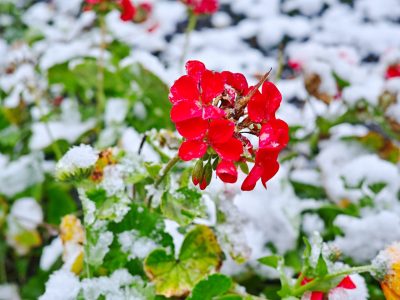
xmin=1 ymin=0 xmax=400 ymax=298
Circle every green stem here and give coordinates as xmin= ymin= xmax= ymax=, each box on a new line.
xmin=0 ymin=239 xmax=7 ymax=283
xmin=180 ymin=11 xmax=197 ymax=68
xmin=146 ymin=155 xmax=180 ymax=208
xmin=292 ymin=265 xmax=374 ymax=296
xmin=96 ymin=16 xmax=107 ymax=123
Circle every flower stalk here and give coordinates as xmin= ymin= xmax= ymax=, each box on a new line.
xmin=180 ymin=11 xmax=198 ymax=68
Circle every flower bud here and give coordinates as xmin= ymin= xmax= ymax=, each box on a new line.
xmin=216 ymin=160 xmax=238 ymax=183
xmin=55 ymin=145 xmax=98 ymax=182
xmin=192 ymin=159 xmax=204 ymax=186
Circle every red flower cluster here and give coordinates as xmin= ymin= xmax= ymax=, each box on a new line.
xmin=181 ymin=0 xmax=219 ymax=15
xmin=301 ymin=276 xmax=356 ymax=300
xmin=385 ymin=63 xmax=400 ymax=79
xmin=169 ymin=61 xmax=289 ymax=191
xmin=85 ymin=0 xmax=152 ymax=23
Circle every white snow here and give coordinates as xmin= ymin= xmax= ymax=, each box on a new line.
xmin=39 ymin=270 xmax=81 ymax=300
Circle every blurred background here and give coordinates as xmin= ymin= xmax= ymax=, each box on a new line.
xmin=0 ymin=0 xmax=399 ymax=299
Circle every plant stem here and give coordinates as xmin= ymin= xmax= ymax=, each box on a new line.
xmin=180 ymin=11 xmax=197 ymax=68
xmin=96 ymin=16 xmax=107 ymax=123
xmin=146 ymin=155 xmax=180 ymax=208
xmin=292 ymin=265 xmax=374 ymax=296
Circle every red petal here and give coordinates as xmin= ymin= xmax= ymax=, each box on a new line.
xmin=170 ymin=101 xmax=202 ymax=122
xmin=178 ymin=140 xmax=207 ymax=161
xmin=186 ymin=60 xmax=206 ymax=82
xmin=169 ymin=75 xmax=200 ymax=104
xmin=259 ymin=119 xmax=289 ymax=150
xmin=261 ymin=159 xmax=279 ymax=188
xmin=222 ymin=71 xmax=249 ymax=95
xmin=120 ymin=0 xmax=136 ymax=21
xmin=310 ymin=292 xmax=324 ymax=300
xmin=337 ymin=276 xmax=356 ymax=289
xmin=203 ymin=106 xmax=226 ymax=119
xmin=262 ymin=81 xmax=282 ymax=115
xmin=208 ymin=119 xmax=234 ymax=144
xmin=248 ymin=90 xmax=266 ymax=123
xmin=175 ymin=117 xmax=208 ymax=140
xmin=216 ymin=160 xmax=238 ymax=183
xmin=248 ymin=82 xmax=282 ymax=122
xmin=213 ymin=137 xmax=243 ymax=161
xmin=241 ymin=165 xmax=263 ymax=191
xmin=200 ymin=70 xmax=224 ymax=104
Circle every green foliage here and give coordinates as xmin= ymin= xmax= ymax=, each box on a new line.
xmin=188 ymin=274 xmax=233 ymax=300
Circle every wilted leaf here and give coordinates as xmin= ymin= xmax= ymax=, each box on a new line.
xmin=144 ymin=225 xmax=223 ymax=297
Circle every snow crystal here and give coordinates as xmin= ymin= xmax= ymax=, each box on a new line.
xmin=328 ymin=274 xmax=369 ymax=300
xmin=386 ymin=102 xmax=400 ymax=123
xmin=0 ymin=284 xmax=20 ymax=300
xmin=87 ymin=231 xmax=113 ymax=267
xmin=0 ymin=153 xmax=44 ymax=197
xmin=333 ymin=211 xmax=400 ymax=263
xmin=105 ymin=99 xmax=129 ymax=125
xmin=81 ymin=269 xmax=143 ymax=300
xmin=29 ymin=119 xmax=96 ymax=150
xmin=118 ymin=230 xmax=158 ymax=259
xmin=302 ymin=214 xmax=325 ymax=237
xmin=40 ymin=238 xmax=63 ymax=271
xmin=100 ymin=165 xmax=125 ymax=196
xmin=10 ymin=198 xmax=43 ymax=230
xmin=39 ymin=270 xmax=80 ymax=300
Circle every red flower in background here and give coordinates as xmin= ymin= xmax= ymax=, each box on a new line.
xmin=181 ymin=0 xmax=219 ymax=15
xmin=169 ymin=60 xmax=289 ymax=191
xmin=386 ymin=63 xmax=400 ymax=79
xmin=84 ymin=0 xmax=152 ymax=23
xmin=301 ymin=276 xmax=356 ymax=300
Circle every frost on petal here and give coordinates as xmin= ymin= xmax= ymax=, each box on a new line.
xmin=170 ymin=101 xmax=202 ymax=122
xmin=213 ymin=137 xmax=243 ymax=161
xmin=186 ymin=60 xmax=206 ymax=82
xmin=216 ymin=160 xmax=238 ymax=183
xmin=169 ymin=75 xmax=200 ymax=104
xmin=175 ymin=117 xmax=208 ymax=140
xmin=203 ymin=105 xmax=226 ymax=119
xmin=259 ymin=119 xmax=289 ymax=150
xmin=200 ymin=70 xmax=225 ymax=104
xmin=39 ymin=270 xmax=80 ymax=300
xmin=178 ymin=140 xmax=208 ymax=161
xmin=208 ymin=119 xmax=235 ymax=144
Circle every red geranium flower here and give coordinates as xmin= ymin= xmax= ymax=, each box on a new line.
xmin=301 ymin=276 xmax=356 ymax=300
xmin=169 ymin=60 xmax=289 ymax=190
xmin=181 ymin=0 xmax=219 ymax=15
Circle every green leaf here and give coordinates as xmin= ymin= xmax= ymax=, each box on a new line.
xmin=315 ymin=254 xmax=328 ymax=277
xmin=290 ymin=181 xmax=327 ymax=200
xmin=161 ymin=187 xmax=205 ymax=226
xmin=303 ymin=237 xmax=312 ymax=266
xmin=144 ymin=225 xmax=223 ymax=298
xmin=45 ymin=182 xmax=77 ymax=224
xmin=108 ymin=203 xmax=174 ymax=252
xmin=187 ymin=274 xmax=232 ymax=300
xmin=126 ymin=64 xmax=173 ymax=132
xmin=258 ymin=255 xmax=282 ymax=269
